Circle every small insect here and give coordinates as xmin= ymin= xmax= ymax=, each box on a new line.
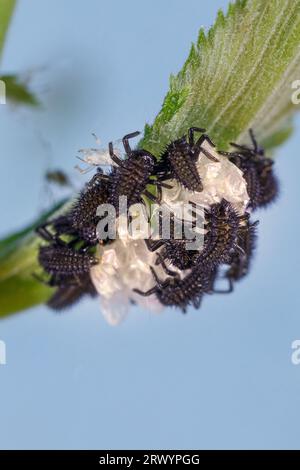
xmin=35 ymin=225 xmax=98 ymax=287
xmin=45 ymin=169 xmax=72 ymax=188
xmin=155 ymin=127 xmax=219 ymax=192
xmin=134 ymin=256 xmax=216 ymax=313
xmin=75 ymin=134 xmax=122 ymax=174
xmin=192 ymin=199 xmax=249 ymax=270
xmin=107 ymin=131 xmax=171 ymax=213
xmin=47 ymin=273 xmax=97 ymax=311
xmin=221 ymin=129 xmax=279 ymax=210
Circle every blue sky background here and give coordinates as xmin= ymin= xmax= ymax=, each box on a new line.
xmin=0 ymin=0 xmax=300 ymax=450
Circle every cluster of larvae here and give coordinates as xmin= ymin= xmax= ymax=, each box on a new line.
xmin=35 ymin=128 xmax=278 ymax=313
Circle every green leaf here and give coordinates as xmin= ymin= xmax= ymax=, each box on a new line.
xmin=0 ymin=238 xmax=52 ymax=319
xmin=140 ymin=0 xmax=300 ymax=155
xmin=0 ymin=74 xmax=40 ymax=106
xmin=0 ymin=0 xmax=16 ymax=58
xmin=1 ymin=0 xmax=300 ymax=318
xmin=0 ymin=200 xmax=67 ymax=259
xmin=0 ymin=2 xmax=40 ymax=107
xmin=0 ymin=200 xmax=67 ymax=317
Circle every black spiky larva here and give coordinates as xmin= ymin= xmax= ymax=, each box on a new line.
xmin=35 ymin=226 xmax=98 ymax=288
xmin=108 ymin=131 xmax=171 ymax=213
xmin=47 ymin=273 xmax=97 ymax=312
xmin=145 ymin=210 xmax=201 ymax=270
xmin=257 ymin=162 xmax=279 ymax=208
xmin=155 ymin=127 xmax=219 ymax=192
xmin=147 ymin=199 xmax=245 ymax=272
xmin=221 ymin=219 xmax=259 ymax=292
xmin=134 ymin=257 xmax=217 ymax=313
xmin=38 ymin=243 xmax=97 ymax=278
xmin=38 ymin=168 xmax=111 ymax=246
xmin=135 ymin=198 xmax=245 ymax=310
xmin=147 ymin=238 xmax=198 ymax=271
xmin=160 ymin=240 xmax=199 ymax=270
xmin=221 ymin=129 xmax=279 ymax=210
xmin=230 ymin=154 xmax=261 ymax=209
xmin=69 ymin=168 xmax=111 ymax=245
xmin=191 ymin=199 xmax=249 ymax=270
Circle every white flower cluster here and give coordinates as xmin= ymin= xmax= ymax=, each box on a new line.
xmin=90 ymin=139 xmax=250 ymax=325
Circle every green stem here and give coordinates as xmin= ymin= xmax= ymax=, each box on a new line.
xmin=0 ymin=0 xmax=16 ymax=60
